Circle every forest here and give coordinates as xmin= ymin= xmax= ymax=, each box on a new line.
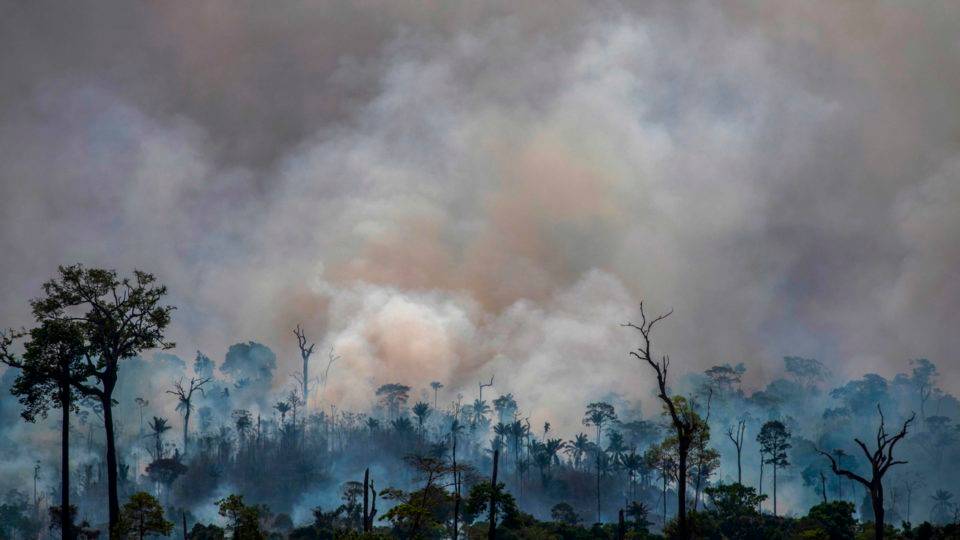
xmin=1 ymin=265 xmax=959 ymax=540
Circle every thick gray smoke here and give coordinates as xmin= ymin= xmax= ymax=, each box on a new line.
xmin=2 ymin=1 xmax=959 ymax=433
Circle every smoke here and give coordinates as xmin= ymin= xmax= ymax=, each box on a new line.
xmin=2 ymin=1 xmax=960 ymax=434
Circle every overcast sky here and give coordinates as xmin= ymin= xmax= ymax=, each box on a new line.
xmin=1 ymin=1 xmax=958 ymax=420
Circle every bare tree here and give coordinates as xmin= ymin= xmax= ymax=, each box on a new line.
xmin=166 ymin=375 xmax=212 ymax=453
xmin=817 ymin=405 xmax=915 ymax=540
xmin=726 ymin=417 xmax=746 ymax=484
xmin=323 ymin=347 xmax=340 ymax=396
xmin=624 ymin=303 xmax=698 ymax=539
xmin=479 ymin=375 xmax=494 ymax=402
xmin=292 ymin=325 xmax=316 ymax=403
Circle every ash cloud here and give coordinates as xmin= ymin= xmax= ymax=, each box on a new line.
xmin=2 ymin=0 xmax=960 ymax=430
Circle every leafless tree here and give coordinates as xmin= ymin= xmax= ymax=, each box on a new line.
xmin=817 ymin=405 xmax=916 ymax=540
xmin=726 ymin=417 xmax=746 ymax=484
xmin=166 ymin=375 xmax=212 ymax=453
xmin=624 ymin=302 xmax=696 ymax=539
xmin=292 ymin=325 xmax=316 ymax=402
xmin=479 ymin=375 xmax=494 ymax=402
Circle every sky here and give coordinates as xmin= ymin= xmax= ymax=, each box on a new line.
xmin=1 ymin=1 xmax=959 ymax=426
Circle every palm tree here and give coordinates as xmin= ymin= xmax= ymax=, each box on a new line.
xmin=566 ymin=433 xmax=590 ymax=469
xmin=471 ymin=398 xmax=491 ymax=427
xmin=391 ymin=416 xmax=414 ymax=435
xmin=621 ymin=451 xmax=643 ymax=498
xmin=583 ymin=402 xmax=617 ymax=523
xmin=606 ymin=430 xmax=627 ymax=468
xmin=232 ymin=410 xmax=252 ymax=442
xmin=931 ymin=489 xmax=955 ymax=524
xmin=492 ymin=394 xmax=517 ymax=424
xmin=275 ymin=401 xmax=291 ymax=426
xmin=430 ymin=382 xmax=443 ymax=408
xmin=412 ymin=402 xmax=431 ymax=438
xmin=148 ymin=417 xmax=171 ymax=460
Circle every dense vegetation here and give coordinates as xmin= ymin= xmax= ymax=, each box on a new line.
xmin=2 ymin=265 xmax=960 ymax=540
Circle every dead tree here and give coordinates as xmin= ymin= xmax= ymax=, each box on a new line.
xmin=817 ymin=405 xmax=915 ymax=540
xmin=726 ymin=418 xmax=746 ymax=484
xmin=166 ymin=375 xmax=212 ymax=453
xmin=479 ymin=376 xmax=494 ymax=402
xmin=624 ymin=303 xmax=696 ymax=539
xmin=293 ymin=325 xmax=316 ymax=402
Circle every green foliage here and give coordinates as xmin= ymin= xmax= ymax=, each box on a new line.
xmin=218 ymin=494 xmax=265 ymax=540
xmin=3 ymin=320 xmax=89 ymax=422
xmin=705 ymin=483 xmax=766 ymax=519
xmin=550 ymin=502 xmax=581 ymax=526
xmin=798 ymin=501 xmax=856 ymax=540
xmin=116 ymin=491 xmax=174 ymax=539
xmin=463 ymin=481 xmax=518 ymax=525
xmin=757 ymin=421 xmax=791 ymax=468
xmin=190 ymin=522 xmax=226 ymax=540
xmin=379 ymin=484 xmax=453 ymax=539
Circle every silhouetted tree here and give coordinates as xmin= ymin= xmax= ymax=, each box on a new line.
xmin=784 ymin=356 xmax=828 ymax=390
xmin=430 ymin=381 xmax=443 ymax=409
xmin=117 ymin=492 xmax=173 ymax=540
xmin=375 ymin=383 xmax=411 ymax=420
xmin=757 ymin=420 xmax=791 ymax=515
xmin=625 ymin=303 xmax=697 ymax=538
xmin=167 ymin=375 xmax=211 ymax=453
xmin=583 ymin=401 xmax=617 ymax=522
xmin=2 ymin=321 xmax=90 ymax=540
xmin=292 ymin=325 xmax=316 ymax=403
xmin=412 ymin=401 xmax=431 ymax=438
xmin=726 ymin=418 xmax=746 ymax=484
xmin=148 ymin=416 xmax=172 ymax=460
xmin=817 ymin=405 xmax=915 ymax=540
xmin=30 ymin=264 xmax=174 ymax=530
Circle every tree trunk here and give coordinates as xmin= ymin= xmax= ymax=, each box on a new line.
xmin=488 ymin=449 xmax=498 ymax=540
xmin=363 ymin=468 xmax=370 ymax=532
xmin=452 ymin=437 xmax=459 ymax=540
xmin=736 ymin=448 xmax=742 ymax=485
xmin=596 ymin=426 xmax=602 ymax=523
xmin=302 ymin=357 xmax=309 ymax=402
xmin=758 ymin=455 xmax=764 ymax=512
xmin=183 ymin=408 xmax=190 ymax=454
xmin=662 ymin=472 xmax=667 ymax=526
xmin=773 ymin=463 xmax=778 ymax=515
xmin=61 ymin=383 xmax=72 ymax=540
xmin=677 ymin=439 xmax=689 ymax=539
xmin=872 ymin=485 xmax=885 ymax=540
xmin=618 ymin=509 xmax=625 ymax=540
xmin=101 ymin=380 xmax=120 ymax=536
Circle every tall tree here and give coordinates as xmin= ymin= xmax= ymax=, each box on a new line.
xmin=148 ymin=416 xmax=171 ymax=460
xmin=166 ymin=375 xmax=211 ymax=453
xmin=412 ymin=401 xmax=431 ymax=439
xmin=30 ymin=264 xmax=174 ymax=531
xmin=757 ymin=420 xmax=791 ymax=515
xmin=117 ymin=492 xmax=173 ymax=540
xmin=583 ymin=401 xmax=617 ymax=523
xmin=375 ymin=383 xmax=411 ymax=420
xmin=429 ymin=381 xmax=443 ymax=409
xmin=292 ymin=325 xmax=315 ymax=403
xmin=1 ymin=321 xmax=90 ymax=540
xmin=783 ymin=356 xmax=828 ymax=390
xmin=625 ymin=302 xmax=697 ymax=539
xmin=726 ymin=418 xmax=746 ymax=484
xmin=817 ymin=405 xmax=915 ymax=540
